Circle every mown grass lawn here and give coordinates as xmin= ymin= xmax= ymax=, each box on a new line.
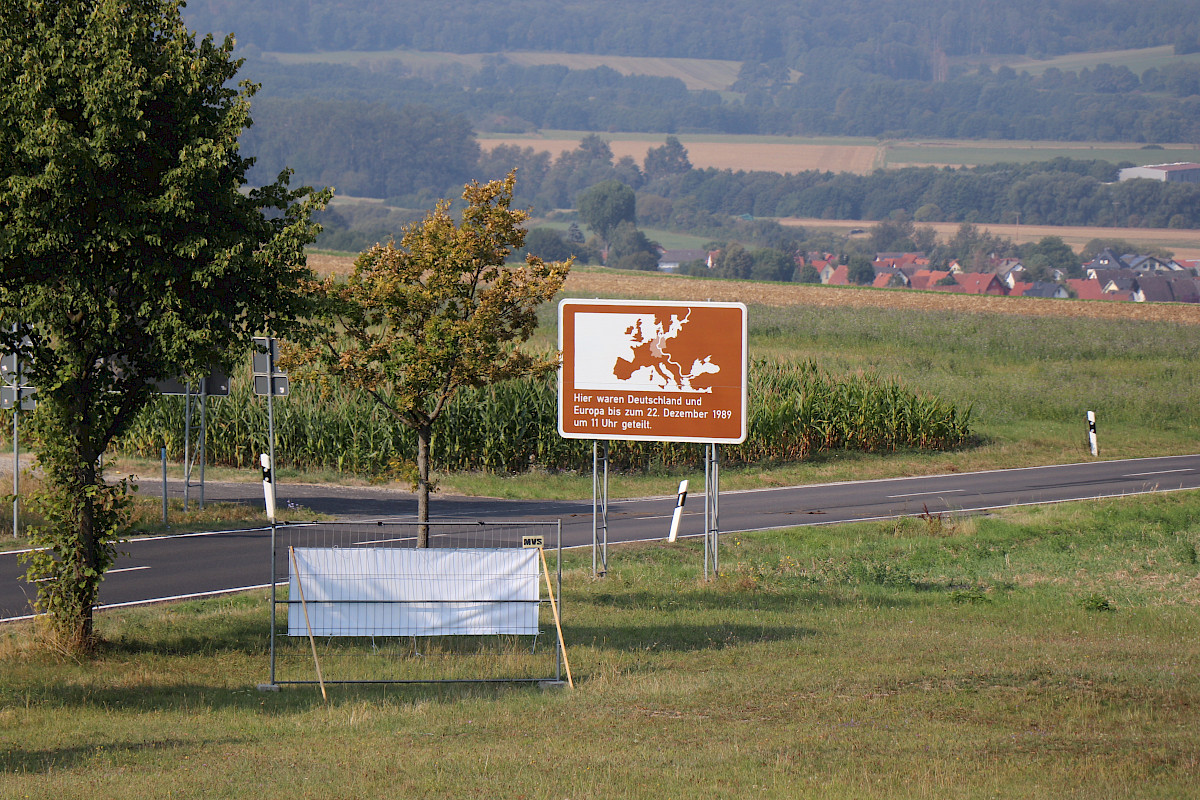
xmin=1 ymin=491 xmax=1197 ymax=799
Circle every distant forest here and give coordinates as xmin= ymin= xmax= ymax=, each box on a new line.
xmin=191 ymin=0 xmax=1200 ymax=145
xmin=309 ymin=133 xmax=1200 ymax=254
xmin=187 ymin=1 xmax=1200 ymax=64
xmin=188 ymin=1 xmax=1200 ymax=244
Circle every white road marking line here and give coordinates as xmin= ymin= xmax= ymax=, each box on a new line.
xmin=885 ymin=489 xmax=966 ymax=499
xmin=36 ymin=565 xmax=150 ymax=582
xmin=1125 ymin=469 xmax=1193 ymax=477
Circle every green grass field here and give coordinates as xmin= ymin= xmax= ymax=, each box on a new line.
xmin=883 ymin=140 xmax=1200 ymax=168
xmin=969 ymin=44 xmax=1200 ymax=78
xmin=2 ymin=490 xmax=1197 ymax=798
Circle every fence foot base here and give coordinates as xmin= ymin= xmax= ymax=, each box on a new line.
xmin=256 ymin=683 xmax=281 ymax=692
xmin=538 ymin=680 xmax=568 ymax=690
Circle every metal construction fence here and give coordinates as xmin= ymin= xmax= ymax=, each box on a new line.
xmin=264 ymin=520 xmax=564 ymax=688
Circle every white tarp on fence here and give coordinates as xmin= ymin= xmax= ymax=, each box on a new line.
xmin=288 ymin=547 xmax=540 ymax=637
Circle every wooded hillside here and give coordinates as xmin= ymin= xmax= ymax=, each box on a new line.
xmin=187 ymin=1 xmax=1199 ymax=65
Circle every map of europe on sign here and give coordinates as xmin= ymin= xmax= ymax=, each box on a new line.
xmin=574 ymin=310 xmax=723 ymax=393
xmin=559 ymin=299 xmax=747 ymax=443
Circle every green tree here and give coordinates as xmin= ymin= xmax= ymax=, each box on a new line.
xmin=797 ymin=264 xmax=822 ymax=283
xmin=869 ymin=218 xmax=917 ymax=253
xmin=607 ymin=221 xmax=660 ymax=270
xmin=0 ymin=0 xmax=328 ymax=652
xmin=713 ymin=242 xmax=754 ymax=279
xmin=643 ymin=135 xmax=693 ymax=180
xmin=522 ymin=228 xmax=574 ymax=262
xmin=847 ymin=256 xmax=877 ymax=285
xmin=577 ymin=180 xmax=636 ymax=258
xmin=289 ymin=173 xmax=569 ymax=546
xmin=1022 ymin=235 xmax=1080 ymax=277
xmin=751 ymin=248 xmax=795 ymax=282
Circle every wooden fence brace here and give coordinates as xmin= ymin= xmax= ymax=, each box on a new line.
xmin=289 ymin=546 xmax=328 ymax=701
xmin=539 ymin=546 xmax=574 ymax=688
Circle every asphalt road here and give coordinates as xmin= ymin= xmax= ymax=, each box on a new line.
xmin=3 ymin=453 xmax=1199 ymax=620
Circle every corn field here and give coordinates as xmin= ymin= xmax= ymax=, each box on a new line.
xmin=100 ymin=359 xmax=971 ymax=477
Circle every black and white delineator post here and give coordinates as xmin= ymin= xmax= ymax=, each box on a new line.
xmin=668 ymin=480 xmax=689 ymax=542
xmin=1087 ymin=411 xmax=1098 ymax=457
xmin=261 ymin=453 xmax=277 ymax=523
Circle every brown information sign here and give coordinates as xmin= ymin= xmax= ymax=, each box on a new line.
xmin=558 ymin=299 xmax=747 ymax=444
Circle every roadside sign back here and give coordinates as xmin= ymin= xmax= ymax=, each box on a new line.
xmin=252 ymin=337 xmax=289 ymax=396
xmin=558 ymin=299 xmax=747 ymax=444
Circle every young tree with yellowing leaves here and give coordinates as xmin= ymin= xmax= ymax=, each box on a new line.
xmin=287 ymin=172 xmax=570 ymax=546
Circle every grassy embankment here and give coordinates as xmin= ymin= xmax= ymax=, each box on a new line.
xmin=1 ymin=489 xmax=1197 ymax=798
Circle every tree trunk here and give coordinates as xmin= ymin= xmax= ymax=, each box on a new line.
xmin=416 ymin=421 xmax=431 ymax=547
xmin=70 ymin=457 xmax=99 ymax=649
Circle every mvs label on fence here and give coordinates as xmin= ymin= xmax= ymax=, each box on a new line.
xmin=558 ymin=299 xmax=747 ymax=444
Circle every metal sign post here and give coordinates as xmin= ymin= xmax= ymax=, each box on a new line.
xmin=2 ymin=330 xmax=34 ymax=538
xmin=183 ymin=382 xmax=192 ymax=511
xmin=704 ymin=444 xmax=721 ymax=579
xmin=592 ymin=441 xmax=609 ymax=576
xmin=253 ymin=337 xmax=289 ymax=521
xmin=12 ymin=400 xmax=16 ymax=538
xmin=155 ymin=369 xmax=228 ymax=513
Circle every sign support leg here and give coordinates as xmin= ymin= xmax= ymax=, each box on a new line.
xmin=704 ymin=444 xmax=721 ymax=579
xmin=11 ymin=402 xmax=17 ymax=538
xmin=269 ymin=518 xmax=277 ymax=686
xmin=199 ymin=381 xmax=207 ymax=510
xmin=183 ymin=383 xmax=191 ymax=511
xmin=592 ymin=441 xmax=609 ymax=576
xmin=161 ymin=447 xmax=168 ymax=527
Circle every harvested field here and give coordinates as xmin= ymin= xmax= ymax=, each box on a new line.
xmin=305 ymin=255 xmax=1200 ymax=326
xmin=480 ymin=133 xmax=1200 ymax=175
xmin=479 ymin=136 xmax=881 ymax=175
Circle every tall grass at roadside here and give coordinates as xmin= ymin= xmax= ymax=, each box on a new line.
xmin=108 ymin=360 xmax=972 ymax=477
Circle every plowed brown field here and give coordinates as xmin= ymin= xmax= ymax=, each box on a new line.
xmin=305 ymin=255 xmax=1200 ymax=326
